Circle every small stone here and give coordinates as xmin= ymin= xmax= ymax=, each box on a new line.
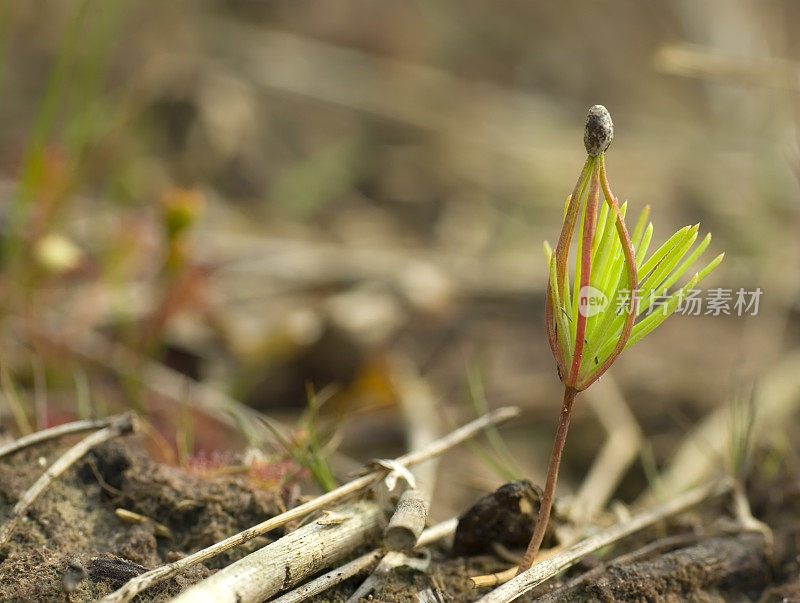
xmin=452 ymin=480 xmax=558 ymax=556
xmin=62 ymin=559 xmax=88 ymax=594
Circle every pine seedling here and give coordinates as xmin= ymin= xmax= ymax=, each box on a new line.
xmin=517 ymin=105 xmax=724 ymax=574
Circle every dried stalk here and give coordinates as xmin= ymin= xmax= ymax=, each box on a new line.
xmin=470 ymin=544 xmax=567 ymax=589
xmin=346 ymin=518 xmax=457 ymax=603
xmin=345 ymin=550 xmax=425 ymax=603
xmin=100 ymin=407 xmax=518 ymax=603
xmin=270 ymin=517 xmax=457 ymax=603
xmin=270 ymin=550 xmax=383 ymax=603
xmin=0 ymin=416 xmax=112 ymax=459
xmin=384 ymin=488 xmax=428 ymax=552
xmin=383 ymin=356 xmax=440 ymax=551
xmin=172 ymin=501 xmax=385 ymax=603
xmin=115 ymin=508 xmax=173 ymax=539
xmin=472 ymin=568 xmax=517 ymax=590
xmin=475 ymin=478 xmax=733 ymax=603
xmin=0 ymin=413 xmax=134 ymax=551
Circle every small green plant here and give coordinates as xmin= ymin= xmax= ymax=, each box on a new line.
xmin=261 ymin=384 xmax=340 ymax=492
xmin=517 ymin=105 xmax=724 ymax=574
xmin=463 ymin=357 xmax=523 ymax=482
xmin=729 ymin=387 xmax=757 ymax=480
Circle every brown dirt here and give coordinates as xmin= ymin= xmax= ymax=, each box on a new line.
xmin=0 ymin=434 xmax=280 ymax=601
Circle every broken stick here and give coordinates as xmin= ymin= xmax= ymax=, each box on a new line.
xmin=272 ymin=520 xmax=458 ymax=603
xmin=384 ymin=488 xmax=429 ymax=552
xmin=0 ymin=416 xmax=113 ymax=460
xmin=383 ymin=356 xmax=440 ymax=552
xmin=172 ymin=501 xmax=385 ymax=603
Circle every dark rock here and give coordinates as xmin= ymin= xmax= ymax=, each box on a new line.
xmin=452 ymin=479 xmax=556 ymax=556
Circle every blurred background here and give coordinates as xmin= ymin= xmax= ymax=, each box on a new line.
xmin=0 ymin=0 xmax=798 ymax=520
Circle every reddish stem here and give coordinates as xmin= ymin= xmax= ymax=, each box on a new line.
xmin=554 ymin=159 xmax=593 ymax=304
xmin=578 ymin=156 xmax=638 ymax=389
xmin=569 ymin=167 xmax=599 ymax=384
xmin=546 ymin=158 xmax=594 ymax=384
xmin=516 ymin=386 xmax=578 ymax=575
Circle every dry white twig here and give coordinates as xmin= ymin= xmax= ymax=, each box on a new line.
xmin=115 ymin=508 xmax=173 ymax=539
xmin=345 ymin=549 xmax=431 ymax=603
xmin=172 ymin=501 xmax=385 ymax=603
xmin=0 ymin=413 xmax=134 ymax=551
xmin=384 ymin=488 xmax=428 ymax=552
xmin=100 ymin=407 xmax=518 ymax=603
xmin=270 ymin=549 xmax=383 ymax=603
xmin=272 ymin=518 xmax=457 ymax=603
xmin=475 ymin=479 xmax=733 ymax=603
xmin=346 ymin=517 xmax=458 ymax=603
xmin=0 ymin=416 xmax=113 ymax=460
xmin=384 ymin=356 xmax=440 ymax=551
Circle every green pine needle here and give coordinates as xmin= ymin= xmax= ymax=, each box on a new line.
xmin=635 ymin=222 xmax=654 ymax=268
xmin=548 ymin=201 xmax=724 ymax=386
xmin=591 ymin=244 xmax=724 ymax=367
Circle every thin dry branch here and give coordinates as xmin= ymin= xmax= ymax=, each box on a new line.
xmin=345 ymin=550 xmax=428 ymax=603
xmin=470 ymin=545 xmax=567 ymax=590
xmin=384 ymin=488 xmax=428 ymax=552
xmin=0 ymin=413 xmax=134 ymax=551
xmin=270 ymin=549 xmax=383 ymax=603
xmin=416 ymin=517 xmax=458 ymax=546
xmin=272 ymin=518 xmax=458 ymax=603
xmin=475 ymin=478 xmax=733 ymax=603
xmin=0 ymin=416 xmax=112 ymax=459
xmin=346 ymin=518 xmax=457 ymax=603
xmin=172 ymin=501 xmax=385 ymax=603
xmin=384 ymin=356 xmax=440 ymax=551
xmin=533 ymin=533 xmax=704 ymax=603
xmin=100 ymin=407 xmax=518 ymax=603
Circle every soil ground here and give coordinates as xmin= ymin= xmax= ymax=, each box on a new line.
xmin=0 ymin=436 xmax=279 ymax=601
xmin=0 ymin=435 xmax=798 ymax=602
